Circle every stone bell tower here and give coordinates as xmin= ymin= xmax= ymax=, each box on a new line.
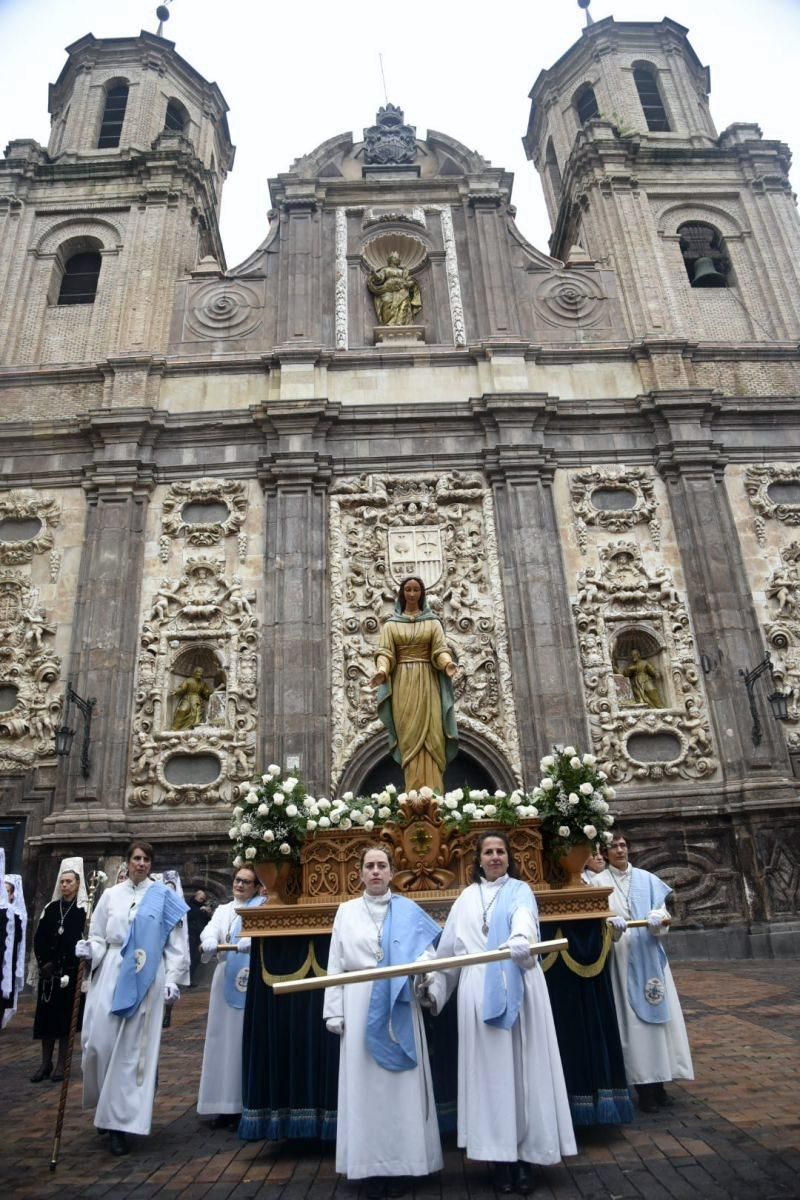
xmin=0 ymin=30 xmax=234 ymax=368
xmin=523 ymin=16 xmax=800 ymax=344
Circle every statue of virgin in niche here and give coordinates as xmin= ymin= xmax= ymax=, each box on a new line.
xmin=367 ymin=251 xmax=422 ymax=326
xmin=370 ymin=575 xmax=458 ymax=793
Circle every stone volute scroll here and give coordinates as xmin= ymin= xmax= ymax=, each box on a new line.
xmin=363 ymin=233 xmax=426 ymax=346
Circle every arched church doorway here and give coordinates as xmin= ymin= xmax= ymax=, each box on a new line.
xmin=337 ymin=729 xmax=519 ymax=798
xmin=357 ymin=750 xmax=496 ymax=797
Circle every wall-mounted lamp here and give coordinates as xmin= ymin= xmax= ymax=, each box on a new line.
xmin=738 ymin=652 xmax=789 ymax=747
xmin=54 ymin=682 xmax=96 ymax=778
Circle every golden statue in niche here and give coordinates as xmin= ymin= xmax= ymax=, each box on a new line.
xmin=367 ymin=251 xmax=422 ymax=326
xmin=622 ymin=649 xmax=664 ymax=709
xmin=170 ymin=666 xmax=211 ymax=730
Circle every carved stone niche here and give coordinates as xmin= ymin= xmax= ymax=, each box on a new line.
xmin=744 ymin=464 xmax=800 ymax=546
xmin=329 ymin=471 xmax=522 ymax=792
xmin=573 ymin=542 xmax=718 ymax=783
xmin=159 ymin=478 xmax=248 ymax=564
xmin=0 ymin=490 xmax=60 ymax=565
xmin=362 ymin=231 xmax=428 ymax=346
xmin=128 ymin=556 xmax=258 ymax=809
xmin=761 ymin=540 xmax=800 ymax=746
xmin=0 ymin=570 xmax=61 ymax=774
xmin=569 ymin=468 xmax=660 ymax=554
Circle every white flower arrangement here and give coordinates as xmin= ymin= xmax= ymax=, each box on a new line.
xmin=528 ymin=746 xmax=617 ymax=856
xmin=440 ymin=785 xmax=538 ymax=834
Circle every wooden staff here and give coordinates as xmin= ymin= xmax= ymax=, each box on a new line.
xmin=216 ymin=943 xmax=239 ymax=951
xmin=624 ymin=917 xmax=671 ymax=929
xmin=273 ymin=936 xmax=569 ymax=996
xmin=49 ymin=868 xmax=105 ymax=1172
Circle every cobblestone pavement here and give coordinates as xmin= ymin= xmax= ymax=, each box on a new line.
xmin=1 ymin=961 xmax=799 ymax=1200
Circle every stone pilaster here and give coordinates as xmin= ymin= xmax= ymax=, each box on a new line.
xmin=647 ymin=391 xmax=792 ymax=779
xmin=467 ymin=192 xmax=521 ymax=341
xmin=276 ymin=194 xmax=320 ymax=345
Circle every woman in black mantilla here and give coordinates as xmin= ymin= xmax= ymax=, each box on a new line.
xmin=31 ymin=858 xmax=88 ymax=1082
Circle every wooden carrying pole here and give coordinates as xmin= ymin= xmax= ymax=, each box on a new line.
xmin=272 ymin=936 xmax=569 ymax=996
xmin=49 ymin=869 xmax=104 ymax=1172
xmin=625 ymin=918 xmax=670 ymax=929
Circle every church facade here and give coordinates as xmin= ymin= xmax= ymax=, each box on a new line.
xmin=1 ymin=16 xmax=799 ymax=955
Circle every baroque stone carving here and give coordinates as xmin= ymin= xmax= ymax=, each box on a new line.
xmin=329 ymin=472 xmax=522 ymax=790
xmin=573 ymin=542 xmax=718 ymax=783
xmin=744 ymin=464 xmax=800 ymax=545
xmin=160 ymin=478 xmax=248 ymax=558
xmin=128 ymin=556 xmax=258 ymax=808
xmin=569 ymin=467 xmax=660 ymax=554
xmin=363 ymin=207 xmax=426 ymax=230
xmin=534 ymin=270 xmax=607 ymax=328
xmin=334 ymin=207 xmax=348 ymax=350
xmin=362 ymin=104 xmax=417 ymax=166
xmin=760 ymin=541 xmax=800 ymax=746
xmin=0 ymin=570 xmax=61 ymax=773
xmin=0 ymin=490 xmax=60 ymax=565
xmin=437 ymin=205 xmax=467 ymax=347
xmin=184 ymin=279 xmax=263 ymax=341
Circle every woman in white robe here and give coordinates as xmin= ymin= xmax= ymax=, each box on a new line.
xmin=197 ymin=865 xmax=264 ymax=1125
xmin=323 ymin=845 xmax=443 ymax=1200
xmin=427 ymin=831 xmax=575 ymax=1197
xmin=76 ymin=841 xmax=188 ymax=1156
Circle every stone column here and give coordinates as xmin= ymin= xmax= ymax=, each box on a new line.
xmin=258 ymin=449 xmax=332 ymax=795
xmin=478 ymin=398 xmax=587 ymax=782
xmin=649 ymin=392 xmax=792 ymax=779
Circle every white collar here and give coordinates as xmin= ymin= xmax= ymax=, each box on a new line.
xmin=608 ymin=864 xmax=631 ymax=879
xmin=479 ymin=873 xmax=509 ymax=889
xmin=363 ymin=889 xmax=392 ymax=906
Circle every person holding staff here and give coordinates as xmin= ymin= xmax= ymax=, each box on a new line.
xmin=30 ymin=858 xmax=88 ymax=1082
xmin=323 ymin=845 xmax=443 ymax=1200
xmin=197 ymin=865 xmax=264 ymax=1127
xmin=424 ymin=831 xmax=575 ymax=1196
xmin=75 ymin=840 xmax=189 ymax=1156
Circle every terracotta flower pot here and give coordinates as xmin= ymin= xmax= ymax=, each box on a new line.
xmin=254 ymin=859 xmax=298 ymax=903
xmin=554 ymin=840 xmax=592 ymax=888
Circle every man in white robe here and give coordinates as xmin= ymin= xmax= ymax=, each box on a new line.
xmin=590 ymin=832 xmax=693 ymax=1112
xmin=76 ymin=841 xmax=188 ymax=1156
xmin=197 ymin=865 xmax=264 ymax=1125
xmin=426 ymin=832 xmax=575 ymax=1196
xmin=323 ymin=846 xmax=442 ymax=1200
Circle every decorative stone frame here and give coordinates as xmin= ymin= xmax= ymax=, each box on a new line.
xmin=0 ymin=569 xmax=61 ymax=774
xmin=568 ymin=467 xmax=660 ymax=553
xmin=744 ymin=464 xmax=800 ymax=546
xmin=0 ymin=490 xmax=61 ymax=565
xmin=159 ymin=477 xmax=249 ymax=563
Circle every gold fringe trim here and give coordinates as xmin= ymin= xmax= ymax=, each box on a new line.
xmin=540 ymin=923 xmax=612 ymax=978
xmin=259 ymin=939 xmax=329 ymax=986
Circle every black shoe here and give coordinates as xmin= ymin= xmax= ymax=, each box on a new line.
xmin=494 ymin=1163 xmax=514 ymax=1194
xmin=515 ymin=1162 xmax=534 ymax=1195
xmin=211 ymin=1114 xmax=231 ymax=1129
xmin=51 ymin=1066 xmax=65 ymax=1083
xmin=387 ymin=1178 xmax=409 ymax=1198
xmin=30 ymin=1064 xmax=53 ymax=1083
xmin=655 ymin=1083 xmax=674 ymax=1107
xmin=109 ymin=1131 xmax=130 ymax=1157
xmin=96 ymin=1128 xmax=109 ymax=1136
xmin=365 ymin=1179 xmax=385 ymax=1200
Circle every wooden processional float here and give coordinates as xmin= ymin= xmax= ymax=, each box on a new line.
xmin=239 ymin=792 xmax=613 ymax=941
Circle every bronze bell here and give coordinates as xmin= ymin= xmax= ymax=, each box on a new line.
xmin=691 ymin=256 xmax=727 ymax=288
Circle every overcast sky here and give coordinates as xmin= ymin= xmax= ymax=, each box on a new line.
xmin=1 ymin=0 xmax=798 ymax=268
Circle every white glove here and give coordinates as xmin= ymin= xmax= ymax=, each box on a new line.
xmin=326 ymin=1016 xmax=344 ymax=1036
xmin=200 ymin=938 xmax=217 ymax=955
xmin=505 ymin=936 xmax=535 ymax=969
xmin=607 ymin=916 xmax=627 ymax=941
xmin=646 ymin=910 xmax=667 ymax=934
xmin=75 ymin=939 xmax=93 ymax=961
xmin=236 ymin=937 xmax=252 ymax=953
xmin=164 ymin=983 xmax=180 ymax=1004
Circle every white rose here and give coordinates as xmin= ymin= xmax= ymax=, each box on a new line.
xmin=245 ymin=846 xmax=256 ymax=860
xmin=484 ymin=804 xmax=497 ymax=817
xmin=407 ymin=789 xmax=419 ymax=801
xmin=568 ymin=793 xmax=579 ymax=806
xmin=283 ymin=777 xmax=299 ymax=792
xmin=330 ymin=812 xmax=340 ymax=825
xmin=541 ymin=778 xmax=554 ymax=791
xmin=246 ymin=791 xmax=259 ymax=806
xmin=378 ymin=790 xmax=390 ymax=803
xmin=604 ymin=786 xmax=616 ymax=799
xmin=605 ymin=815 xmax=614 ymax=826
xmin=583 ymin=824 xmax=598 ymax=839
xmin=452 ymin=787 xmax=464 ymax=801
xmin=240 ymin=822 xmax=252 ymax=835
xmin=286 ymin=804 xmax=298 ymax=817
xmin=570 ymin=756 xmax=582 ymax=769
xmin=279 ymin=842 xmax=291 ymax=856
xmin=579 ymin=782 xmax=593 ymax=795
xmin=527 ymin=806 xmax=539 ymax=818
xmin=261 ymin=774 xmax=271 ymax=784
xmin=317 ymin=798 xmax=331 ymax=810
xmin=263 ymin=830 xmax=275 ymax=842
xmin=397 ymin=792 xmax=408 ymax=804
xmin=340 ymin=817 xmax=352 ymax=830
xmin=385 ymin=783 xmax=397 ymax=794
xmin=450 ymin=810 xmax=462 ymax=820
xmin=306 ymin=819 xmax=317 ymax=831
xmin=597 ymin=771 xmax=608 ymax=781
xmin=351 ymin=812 xmax=364 ymax=825
xmin=419 ymin=786 xmax=434 ymax=799
xmin=473 ymin=808 xmax=485 ymax=820
xmin=228 ymin=827 xmax=238 ymax=840
xmin=257 ymin=802 xmax=269 ymax=815
xmin=463 ymin=802 xmax=476 ymax=814
xmin=494 ymin=790 xmax=506 ymax=799
xmin=597 ymin=799 xmax=609 ymax=813
xmin=558 ymin=826 xmax=571 ymax=838
xmin=233 ymin=805 xmax=244 ymax=818
xmin=233 ymin=855 xmax=243 ymax=867
xmin=267 ymin=764 xmax=281 ymax=776
xmin=272 ymin=791 xmax=285 ymax=804
xmin=319 ymin=816 xmax=331 ymax=828
xmin=444 ymin=796 xmax=458 ymax=810
xmin=601 ymin=831 xmax=613 ymax=844
xmin=582 ymin=753 xmax=596 ymax=765
xmin=378 ymin=806 xmax=391 ymax=819
xmin=540 ymin=755 xmax=555 ymax=769
xmin=563 ymin=745 xmax=576 ymax=757
xmin=343 ymin=791 xmax=354 ymax=801
xmin=364 ymin=820 xmax=375 ymax=831
xmin=363 ymin=805 xmax=375 ymax=818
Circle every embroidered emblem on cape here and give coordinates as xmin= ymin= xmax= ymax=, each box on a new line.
xmin=134 ymin=948 xmax=147 ymax=973
xmin=644 ymin=975 xmax=666 ymax=1005
xmin=235 ymin=967 xmax=249 ymax=993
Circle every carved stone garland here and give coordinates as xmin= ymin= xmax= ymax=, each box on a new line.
xmin=159 ymin=478 xmax=248 ymax=564
xmin=128 ymin=556 xmax=258 ymax=808
xmin=0 ymin=570 xmax=61 ymax=773
xmin=744 ymin=464 xmax=800 ymax=546
xmin=573 ymin=542 xmax=718 ymax=783
xmin=329 ymin=471 xmax=522 ymax=790
xmin=760 ymin=541 xmax=800 ymax=748
xmin=0 ymin=489 xmax=60 ymax=565
xmin=569 ymin=467 xmax=660 ymax=554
